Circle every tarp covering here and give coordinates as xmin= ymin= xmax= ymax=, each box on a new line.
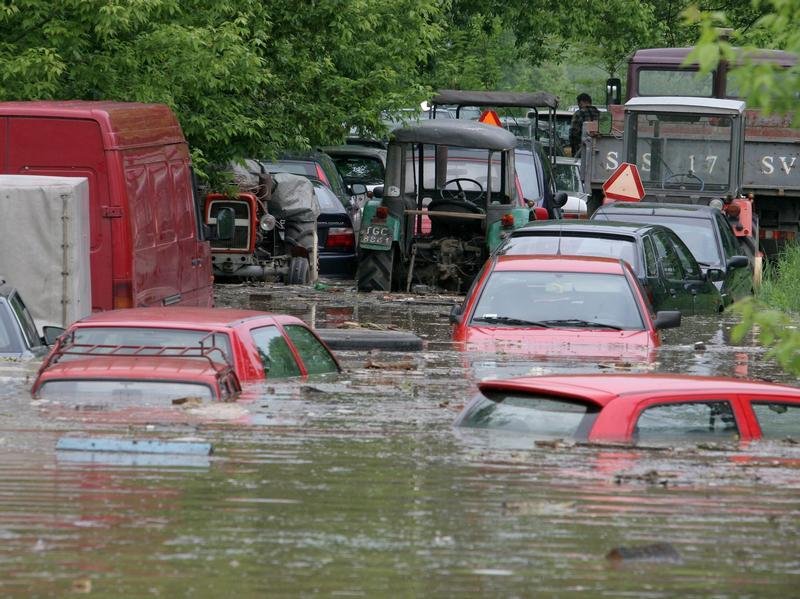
xmin=432 ymin=90 xmax=559 ymax=109
xmin=0 ymin=175 xmax=91 ymax=330
xmin=391 ymin=119 xmax=517 ymax=150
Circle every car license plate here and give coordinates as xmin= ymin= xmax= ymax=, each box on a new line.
xmin=360 ymin=224 xmax=392 ymax=248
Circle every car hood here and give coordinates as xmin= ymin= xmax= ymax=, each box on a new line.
xmin=457 ymin=326 xmax=656 ymax=360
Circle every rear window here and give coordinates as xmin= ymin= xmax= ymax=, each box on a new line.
xmin=70 ymin=327 xmax=232 ymax=361
xmin=751 ymin=402 xmax=800 ymax=440
xmin=37 ymin=380 xmax=214 ymax=402
xmin=457 ymin=392 xmax=599 ymax=439
xmin=314 ymin=184 xmax=346 ymax=212
xmin=502 ymin=233 xmax=639 ymax=271
xmin=637 ymin=69 xmax=713 ymax=97
xmin=260 ymin=161 xmax=316 ymax=177
xmin=332 ymin=156 xmax=384 ymax=185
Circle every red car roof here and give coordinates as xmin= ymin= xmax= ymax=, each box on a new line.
xmin=479 ymin=374 xmax=800 ymax=407
xmin=493 ymin=255 xmax=628 ymax=274
xmin=71 ymin=307 xmax=300 ymax=330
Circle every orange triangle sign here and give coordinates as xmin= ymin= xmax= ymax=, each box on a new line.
xmin=478 ymin=109 xmax=502 ymax=127
xmin=602 ymin=162 xmax=645 ymax=202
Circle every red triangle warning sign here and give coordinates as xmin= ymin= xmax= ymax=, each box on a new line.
xmin=602 ymin=162 xmax=645 ymax=202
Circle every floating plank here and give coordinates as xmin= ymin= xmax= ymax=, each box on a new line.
xmin=56 ymin=436 xmax=213 ymax=456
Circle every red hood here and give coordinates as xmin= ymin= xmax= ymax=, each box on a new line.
xmin=455 ymin=326 xmax=657 ymax=360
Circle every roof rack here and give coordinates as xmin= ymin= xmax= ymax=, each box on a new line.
xmin=38 ymin=331 xmax=233 ymax=375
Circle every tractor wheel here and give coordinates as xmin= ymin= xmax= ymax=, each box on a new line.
xmin=287 ymin=256 xmax=310 ymax=285
xmin=357 ymin=247 xmax=395 ymax=292
xmin=753 ymin=254 xmax=764 ymax=291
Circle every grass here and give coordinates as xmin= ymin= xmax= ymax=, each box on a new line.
xmin=756 ymin=242 xmax=800 ymax=312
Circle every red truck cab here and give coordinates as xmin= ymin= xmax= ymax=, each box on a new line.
xmin=0 ymin=101 xmax=212 ymax=311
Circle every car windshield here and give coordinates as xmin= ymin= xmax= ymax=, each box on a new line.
xmin=515 ymin=151 xmax=542 ymax=202
xmin=471 ymin=270 xmax=644 ymax=330
xmin=332 ymin=156 xmax=384 ymax=185
xmin=458 ymin=392 xmax=599 ymax=438
xmin=37 ymin=380 xmax=214 ymax=402
xmin=502 ymin=234 xmax=639 ymax=272
xmin=68 ymin=327 xmax=233 ymax=361
xmin=597 ymin=213 xmax=721 ymax=266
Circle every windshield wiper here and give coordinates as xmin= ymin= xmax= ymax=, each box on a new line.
xmin=472 ymin=315 xmax=551 ymax=327
xmin=539 ymin=319 xmax=623 ymax=330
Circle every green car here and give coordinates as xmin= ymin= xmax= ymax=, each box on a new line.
xmin=357 ymin=119 xmax=540 ymax=292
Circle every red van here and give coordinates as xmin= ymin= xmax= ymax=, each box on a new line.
xmin=0 ymin=101 xmax=213 ymax=311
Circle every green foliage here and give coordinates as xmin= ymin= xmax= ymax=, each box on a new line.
xmin=755 ymin=243 xmax=800 ymax=312
xmin=732 ymin=298 xmax=800 ymax=375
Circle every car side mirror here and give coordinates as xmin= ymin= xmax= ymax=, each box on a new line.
xmin=349 ymin=183 xmax=367 ymax=196
xmin=654 ymin=310 xmax=681 ymax=330
xmin=727 ymin=255 xmax=749 ymax=270
xmin=42 ymin=326 xmax=65 ymax=346
xmin=449 ymin=303 xmax=463 ymax=324
xmin=372 ymin=186 xmax=384 ymax=199
xmin=705 ymin=268 xmax=726 ymax=282
xmin=554 ymin=191 xmax=569 ymax=208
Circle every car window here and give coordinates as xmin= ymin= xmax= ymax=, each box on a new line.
xmin=642 ymin=236 xmax=658 ymax=277
xmin=70 ymin=327 xmax=232 ymax=360
xmin=716 ymin=213 xmax=740 ymax=259
xmin=250 ymin=325 xmax=302 ymax=378
xmin=751 ymin=402 xmax=800 ymax=440
xmin=458 ymin=392 xmax=599 ymax=438
xmin=317 ymin=155 xmax=348 ymax=198
xmin=666 ymin=233 xmax=703 ymax=279
xmin=515 ymin=151 xmax=543 ymax=201
xmin=635 ymin=401 xmax=739 ymax=442
xmin=471 ymin=270 xmax=645 ymax=330
xmin=553 ymin=162 xmax=581 ymax=193
xmin=284 ymin=325 xmax=339 ymax=375
xmin=37 ymin=380 xmax=214 ymax=402
xmin=651 ymin=231 xmax=685 ymax=281
xmin=0 ymin=306 xmax=20 ymax=353
xmin=503 ymin=234 xmax=639 ymax=271
xmin=260 ymin=161 xmax=316 ymax=177
xmin=313 ymin=184 xmax=346 ymax=212
xmin=9 ymin=292 xmax=41 ymax=349
xmin=332 ymin=156 xmax=384 ymax=185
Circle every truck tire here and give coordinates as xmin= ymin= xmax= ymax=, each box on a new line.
xmin=357 ymin=247 xmax=394 ymax=292
xmin=287 ymin=256 xmax=310 ymax=285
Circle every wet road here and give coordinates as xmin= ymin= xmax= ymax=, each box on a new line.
xmin=1 ymin=281 xmax=799 ymax=596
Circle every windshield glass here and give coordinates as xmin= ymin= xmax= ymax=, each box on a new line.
xmin=502 ymin=234 xmax=639 ymax=271
xmin=598 ymin=213 xmax=722 ymax=266
xmin=403 ymin=146 xmax=505 ymax=194
xmin=515 ymin=151 xmax=542 ymax=201
xmin=471 ymin=270 xmax=644 ymax=330
xmin=69 ymin=327 xmax=233 ymax=361
xmin=37 ymin=380 xmax=214 ymax=402
xmin=553 ymin=162 xmax=582 ymax=193
xmin=629 ymin=112 xmax=733 ymax=193
xmin=638 ymin=69 xmax=714 ymax=97
xmin=331 ymin=156 xmax=384 ymax=185
xmin=459 ymin=392 xmax=599 ymax=438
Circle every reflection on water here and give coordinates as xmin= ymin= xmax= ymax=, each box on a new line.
xmin=0 ymin=284 xmax=798 ymax=595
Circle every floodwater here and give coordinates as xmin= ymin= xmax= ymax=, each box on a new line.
xmin=1 ymin=281 xmax=799 ymax=596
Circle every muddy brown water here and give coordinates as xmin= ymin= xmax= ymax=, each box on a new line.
xmin=1 ymin=280 xmax=798 ymax=596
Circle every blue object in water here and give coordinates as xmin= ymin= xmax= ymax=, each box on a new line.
xmin=56 ymin=436 xmax=213 ymax=456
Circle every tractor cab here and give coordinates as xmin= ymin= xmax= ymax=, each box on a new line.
xmin=358 ymin=119 xmax=531 ymax=292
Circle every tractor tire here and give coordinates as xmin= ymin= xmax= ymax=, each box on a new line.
xmin=287 ymin=256 xmax=310 ymax=285
xmin=357 ymin=247 xmax=395 ymax=292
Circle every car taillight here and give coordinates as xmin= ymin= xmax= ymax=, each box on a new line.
xmin=113 ymin=281 xmax=133 ymax=309
xmin=315 ymin=164 xmax=331 ymax=187
xmin=325 ymin=227 xmax=355 ymax=251
xmin=376 ymin=206 xmax=389 ymax=219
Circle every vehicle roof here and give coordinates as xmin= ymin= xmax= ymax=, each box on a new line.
xmin=493 ymin=255 xmax=627 ymax=274
xmin=511 ymin=220 xmax=658 ymax=236
xmin=70 ymin=307 xmax=302 ymax=329
xmin=390 ymin=119 xmax=517 ymax=150
xmin=37 ymin=356 xmax=228 ymax=381
xmin=431 ymin=90 xmax=559 ymax=109
xmin=631 ymin=47 xmax=796 ymax=68
xmin=625 ymin=96 xmax=745 ymax=115
xmin=479 ymin=374 xmax=800 ymax=407
xmin=0 ymin=101 xmax=185 ymax=148
xmin=596 ymin=202 xmax=717 ymax=219
xmin=321 ymin=145 xmax=387 ymax=160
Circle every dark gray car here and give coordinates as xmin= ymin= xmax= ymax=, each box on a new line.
xmin=495 ymin=220 xmax=724 ymax=315
xmin=592 ymin=202 xmax=755 ymax=307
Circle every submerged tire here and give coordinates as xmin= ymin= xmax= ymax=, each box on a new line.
xmin=287 ymin=256 xmax=310 ymax=285
xmin=357 ymin=247 xmax=394 ymax=292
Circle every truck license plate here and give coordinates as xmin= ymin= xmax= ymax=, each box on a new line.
xmin=360 ymin=224 xmax=392 ymax=248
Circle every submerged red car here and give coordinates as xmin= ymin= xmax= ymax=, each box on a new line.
xmin=456 ymin=374 xmax=800 ymax=444
xmin=451 ymin=255 xmax=681 ymax=360
xmin=35 ymin=307 xmax=340 ymax=386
